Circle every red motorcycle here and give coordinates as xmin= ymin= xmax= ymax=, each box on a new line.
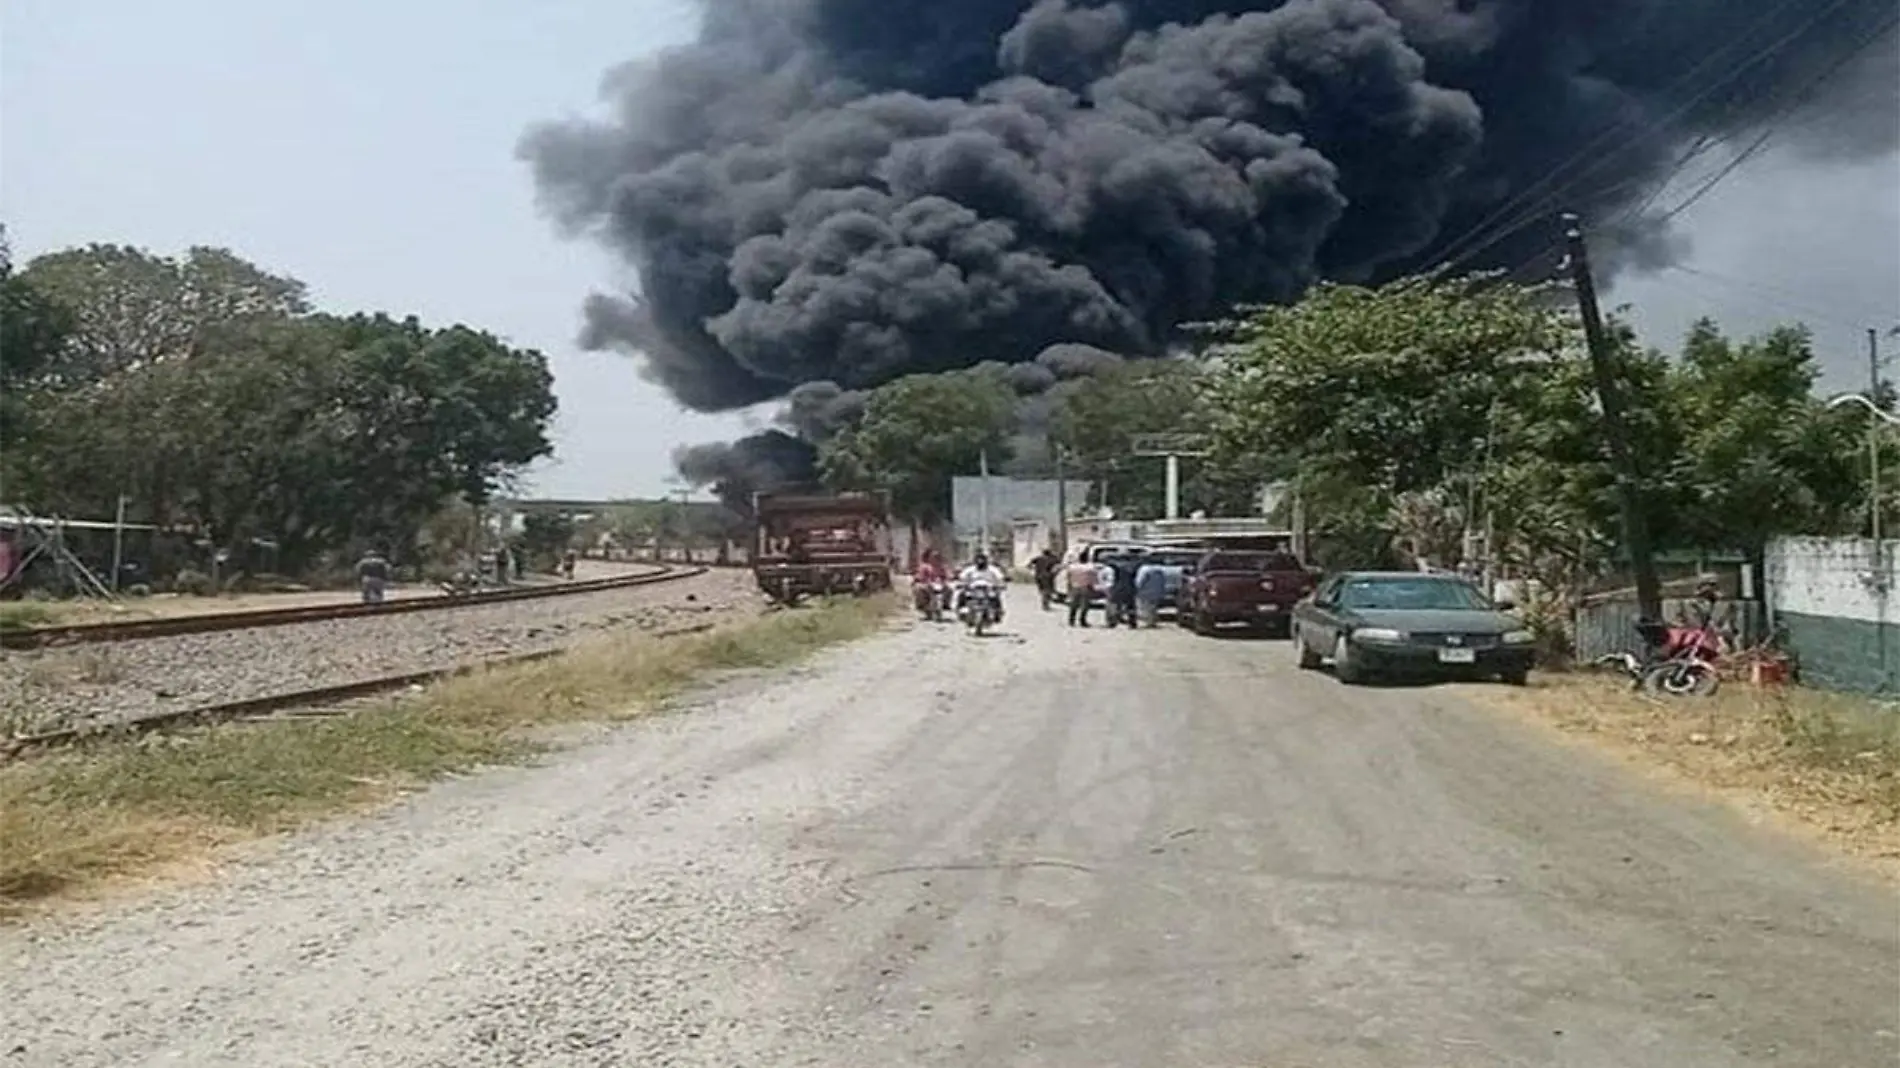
xmin=1595 ymin=617 xmax=1723 ymax=697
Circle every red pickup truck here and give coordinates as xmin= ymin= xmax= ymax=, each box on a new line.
xmin=1179 ymin=550 xmax=1319 ymax=637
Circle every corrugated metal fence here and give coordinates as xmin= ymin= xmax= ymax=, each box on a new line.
xmin=1572 ymin=598 xmax=1766 ymax=662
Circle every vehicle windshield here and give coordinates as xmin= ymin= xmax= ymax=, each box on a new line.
xmin=1337 ymin=577 xmax=1492 ymax=611
xmin=1203 ymin=552 xmax=1302 ymax=573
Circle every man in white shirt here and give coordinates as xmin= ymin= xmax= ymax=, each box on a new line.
xmin=956 ymin=553 xmax=1008 ymax=621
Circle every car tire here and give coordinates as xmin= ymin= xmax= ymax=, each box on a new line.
xmin=1333 ymin=634 xmax=1367 ymax=685
xmin=1294 ymin=627 xmax=1322 ymax=670
xmin=1499 ymin=666 xmax=1530 ymax=687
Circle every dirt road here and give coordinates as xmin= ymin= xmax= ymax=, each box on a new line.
xmin=5 ymin=590 xmax=1895 ymax=1066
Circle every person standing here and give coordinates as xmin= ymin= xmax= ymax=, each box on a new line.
xmin=561 ymin=549 xmax=578 ymax=580
xmin=355 ymin=548 xmax=391 ymax=605
xmin=1135 ymin=557 xmax=1168 ymax=628
xmin=1104 ymin=553 xmax=1140 ymax=629
xmin=1029 ymin=546 xmax=1061 ymax=610
xmin=1064 ymin=555 xmax=1099 ymax=626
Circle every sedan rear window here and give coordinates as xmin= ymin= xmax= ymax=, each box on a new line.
xmin=1337 ymin=577 xmax=1491 ymax=611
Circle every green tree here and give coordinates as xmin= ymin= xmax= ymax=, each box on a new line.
xmin=1663 ymin=320 xmax=1863 ymax=556
xmin=1201 ymin=274 xmax=1573 ymax=559
xmin=18 ymin=244 xmax=309 ymax=385
xmin=514 ymin=512 xmax=577 ymax=571
xmin=819 ymin=369 xmax=1017 ymax=528
xmin=1049 ymin=359 xmax=1247 ymax=517
xmin=5 ymin=243 xmax=558 ymax=575
xmin=0 ymin=231 xmax=77 ymax=499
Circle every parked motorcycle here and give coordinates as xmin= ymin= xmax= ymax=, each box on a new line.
xmin=958 ymin=582 xmax=1001 ymax=636
xmin=1594 ymin=617 xmax=1722 ymax=697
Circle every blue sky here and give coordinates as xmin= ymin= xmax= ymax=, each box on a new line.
xmin=6 ymin=1 xmax=1895 ymax=501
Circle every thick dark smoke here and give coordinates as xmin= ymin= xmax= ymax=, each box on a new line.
xmin=527 ymin=0 xmax=1897 ymax=441
xmin=673 ymin=429 xmax=819 ymax=516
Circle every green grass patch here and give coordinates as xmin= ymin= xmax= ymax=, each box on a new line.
xmin=0 ymin=594 xmax=894 ymax=920
xmin=0 ymin=602 xmax=58 ymax=632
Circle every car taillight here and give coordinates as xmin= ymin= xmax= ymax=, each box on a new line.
xmin=1260 ymin=578 xmax=1275 ymax=590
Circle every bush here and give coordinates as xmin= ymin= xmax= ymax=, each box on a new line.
xmin=171 ymin=568 xmax=214 ymax=596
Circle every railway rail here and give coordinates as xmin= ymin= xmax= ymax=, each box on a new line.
xmin=0 ymin=564 xmax=710 ymax=651
xmin=0 ymin=618 xmax=722 ymax=763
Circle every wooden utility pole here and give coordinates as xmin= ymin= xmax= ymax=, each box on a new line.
xmin=1052 ymin=441 xmax=1069 ymax=556
xmin=1562 ymin=213 xmax=1663 ymax=622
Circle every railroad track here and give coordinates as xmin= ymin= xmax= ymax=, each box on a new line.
xmin=0 ymin=619 xmax=723 ymax=763
xmin=0 ymin=564 xmax=710 ymax=650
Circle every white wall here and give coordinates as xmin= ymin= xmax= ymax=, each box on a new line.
xmin=1767 ymin=536 xmax=1900 ymax=624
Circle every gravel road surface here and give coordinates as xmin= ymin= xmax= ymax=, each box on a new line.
xmin=0 ymin=568 xmax=760 ymax=734
xmin=4 ymin=589 xmax=1894 ymax=1066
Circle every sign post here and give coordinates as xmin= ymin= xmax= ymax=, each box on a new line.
xmin=1130 ymin=434 xmax=1209 ymax=520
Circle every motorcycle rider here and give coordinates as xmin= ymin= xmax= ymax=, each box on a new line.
xmin=955 ymin=552 xmax=1008 ymax=623
xmin=913 ymin=549 xmax=950 ymax=613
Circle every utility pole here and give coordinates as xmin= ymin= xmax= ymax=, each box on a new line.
xmin=1870 ymin=327 xmax=1883 ymax=555
xmin=1131 ymin=434 xmax=1208 ymax=523
xmin=978 ymin=448 xmax=992 ymax=559
xmin=110 ymin=490 xmax=129 ymax=589
xmin=1052 ymin=441 xmax=1069 ymax=556
xmin=1562 ymin=213 xmax=1663 ymax=622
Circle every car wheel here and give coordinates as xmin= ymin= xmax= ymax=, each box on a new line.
xmin=1333 ymin=634 xmax=1366 ymax=685
xmin=1499 ymin=666 xmax=1530 ymax=687
xmin=1294 ymin=627 xmax=1322 ymax=670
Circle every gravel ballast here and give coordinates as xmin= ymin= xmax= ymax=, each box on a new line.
xmin=0 ymin=569 xmax=763 ymax=735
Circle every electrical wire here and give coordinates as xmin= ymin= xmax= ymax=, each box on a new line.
xmin=1663 ymin=265 xmax=1899 ymax=331
xmin=1654 ymin=12 xmax=1900 ymax=226
xmin=1426 ymin=0 xmax=1864 ymax=274
xmin=1420 ymin=0 xmax=1817 ymax=270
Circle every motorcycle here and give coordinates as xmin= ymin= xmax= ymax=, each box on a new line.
xmin=1594 ymin=616 xmax=1723 ymax=697
xmin=957 ymin=582 xmax=1002 ymax=636
xmin=913 ymin=578 xmax=950 ymax=622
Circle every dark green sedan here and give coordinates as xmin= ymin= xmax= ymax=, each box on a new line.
xmin=1289 ymin=571 xmax=1535 ymax=686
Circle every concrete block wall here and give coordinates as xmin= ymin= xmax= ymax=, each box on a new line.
xmin=1766 ymin=536 xmax=1900 ymax=694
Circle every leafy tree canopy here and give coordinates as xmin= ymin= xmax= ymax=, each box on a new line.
xmin=819 ymin=368 xmax=1017 ymax=526
xmin=3 ymin=238 xmax=557 ymax=577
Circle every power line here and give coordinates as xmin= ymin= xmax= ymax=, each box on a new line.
xmin=1661 ymin=265 xmax=1899 ymax=331
xmin=1428 ymin=0 xmax=1861 ymax=274
xmin=1422 ymin=0 xmax=1816 ymax=270
xmin=1654 ymin=12 xmax=1900 ymax=226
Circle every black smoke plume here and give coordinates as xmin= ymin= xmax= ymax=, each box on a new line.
xmin=527 ymin=0 xmax=1896 ymax=430
xmin=673 ymin=429 xmax=819 ymax=516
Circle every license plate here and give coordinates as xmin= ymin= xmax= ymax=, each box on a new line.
xmin=1438 ymin=647 xmax=1477 ymax=664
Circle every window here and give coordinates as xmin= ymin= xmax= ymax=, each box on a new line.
xmin=1336 ymin=577 xmax=1490 ymax=611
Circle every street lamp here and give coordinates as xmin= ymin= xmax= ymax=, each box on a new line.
xmin=1828 ymin=392 xmax=1897 ymax=567
xmin=1826 ymin=392 xmax=1900 ymax=427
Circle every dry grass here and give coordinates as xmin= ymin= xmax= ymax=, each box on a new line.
xmin=1464 ymin=674 xmax=1900 ymax=878
xmin=0 ymin=595 xmax=895 ymax=921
